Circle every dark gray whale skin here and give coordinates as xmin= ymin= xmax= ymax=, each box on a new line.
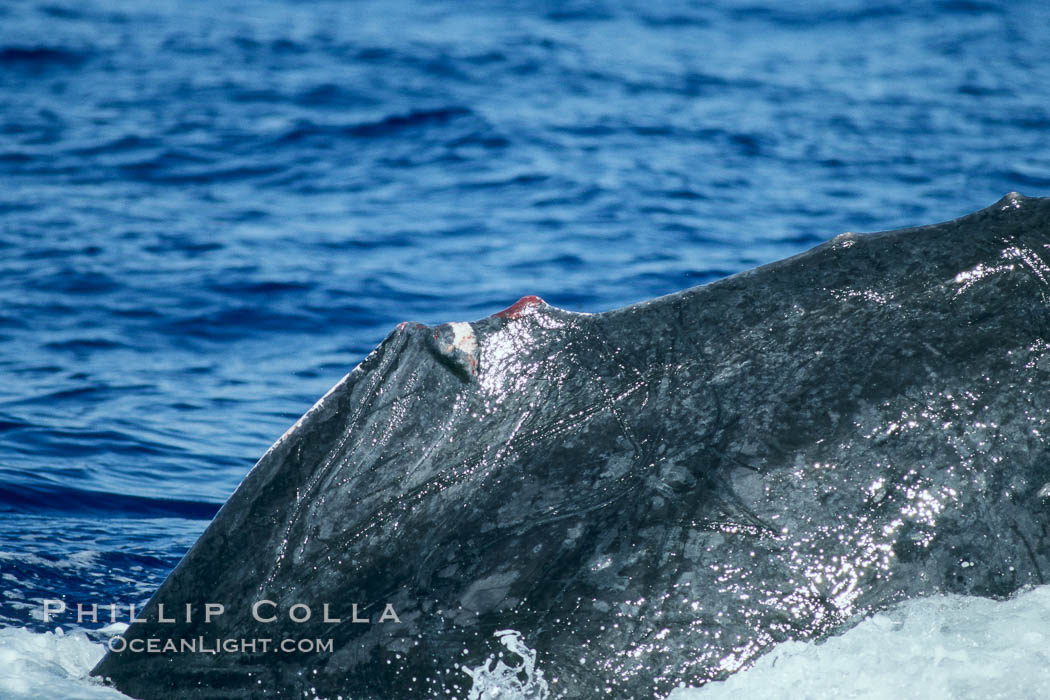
xmin=94 ymin=194 xmax=1050 ymax=699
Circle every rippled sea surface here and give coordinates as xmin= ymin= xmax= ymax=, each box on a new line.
xmin=2 ymin=0 xmax=1049 ymax=686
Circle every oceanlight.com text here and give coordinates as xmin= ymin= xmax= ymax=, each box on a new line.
xmin=107 ymin=636 xmax=335 ymax=654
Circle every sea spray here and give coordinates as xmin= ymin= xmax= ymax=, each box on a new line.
xmin=672 ymin=585 xmax=1050 ymax=700
xmin=462 ymin=629 xmax=549 ymax=700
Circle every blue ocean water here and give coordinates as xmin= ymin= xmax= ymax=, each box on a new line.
xmin=1 ymin=0 xmax=1048 ymax=673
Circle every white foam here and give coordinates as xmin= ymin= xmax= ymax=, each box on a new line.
xmin=0 ymin=627 xmax=129 ymax=699
xmin=462 ymin=629 xmax=549 ymax=700
xmin=670 ymin=584 xmax=1050 ymax=700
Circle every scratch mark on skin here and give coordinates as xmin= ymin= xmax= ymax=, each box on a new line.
xmin=265 ymin=325 xmax=411 ymax=586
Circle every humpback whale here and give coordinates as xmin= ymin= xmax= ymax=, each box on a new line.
xmin=93 ymin=194 xmax=1050 ymax=699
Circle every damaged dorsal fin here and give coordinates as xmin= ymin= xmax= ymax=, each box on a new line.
xmin=425 ymin=321 xmax=479 ymax=381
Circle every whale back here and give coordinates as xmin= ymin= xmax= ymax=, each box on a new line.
xmin=94 ymin=194 xmax=1050 ymax=698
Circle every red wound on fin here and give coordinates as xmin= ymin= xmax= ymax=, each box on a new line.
xmin=494 ymin=295 xmax=545 ymax=320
